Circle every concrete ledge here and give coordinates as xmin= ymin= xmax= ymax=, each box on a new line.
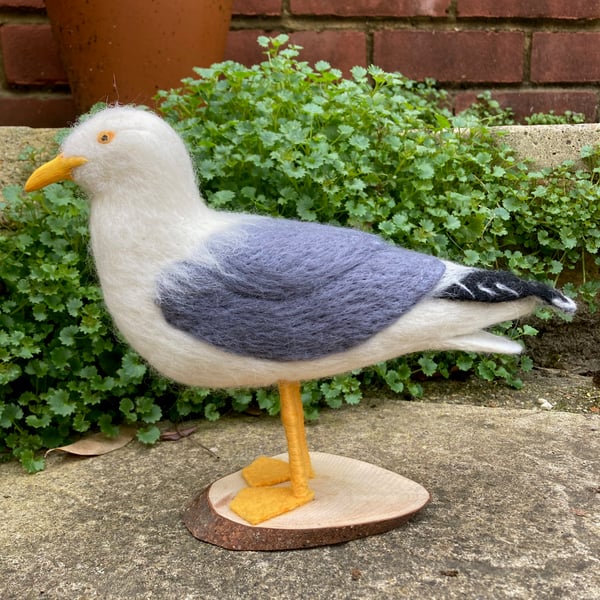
xmin=2 ymin=123 xmax=600 ymax=194
xmin=0 ymin=127 xmax=57 ymax=191
xmin=492 ymin=123 xmax=600 ymax=170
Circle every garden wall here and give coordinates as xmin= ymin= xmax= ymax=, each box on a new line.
xmin=1 ymin=0 xmax=599 ymax=127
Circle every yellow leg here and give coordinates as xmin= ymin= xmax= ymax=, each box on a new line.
xmin=229 ymin=380 xmax=315 ymax=525
xmin=279 ymin=380 xmax=314 ymax=493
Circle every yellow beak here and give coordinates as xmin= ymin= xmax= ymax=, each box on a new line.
xmin=24 ymin=154 xmax=88 ymax=192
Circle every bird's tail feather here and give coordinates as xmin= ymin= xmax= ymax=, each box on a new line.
xmin=438 ymin=331 xmax=523 ymax=354
xmin=435 ymin=269 xmax=576 ymax=314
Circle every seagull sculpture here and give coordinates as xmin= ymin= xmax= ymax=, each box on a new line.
xmin=25 ymin=106 xmax=576 ymax=525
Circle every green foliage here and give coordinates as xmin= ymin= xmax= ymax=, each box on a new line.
xmin=459 ymin=91 xmax=587 ymax=126
xmin=458 ymin=91 xmax=516 ymax=126
xmin=524 ymin=110 xmax=586 ymax=126
xmin=2 ymin=36 xmax=598 ymax=469
xmin=156 ymin=35 xmax=597 ymax=401
xmin=0 ymin=183 xmax=210 ymax=470
xmin=158 ymin=37 xmax=599 ymax=281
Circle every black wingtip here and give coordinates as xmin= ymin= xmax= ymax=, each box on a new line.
xmin=436 ymin=269 xmax=577 ymax=313
xmin=548 ymin=291 xmax=577 ymax=314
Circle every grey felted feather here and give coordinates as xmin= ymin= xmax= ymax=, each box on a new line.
xmin=156 ymin=218 xmax=446 ymax=361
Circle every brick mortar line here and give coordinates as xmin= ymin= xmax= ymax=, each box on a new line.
xmin=522 ymin=31 xmax=532 ymax=85
xmin=1 ymin=7 xmax=600 ymax=27
xmin=231 ymin=16 xmax=600 ymax=33
xmin=365 ymin=30 xmax=374 ymax=67
xmin=0 ymin=30 xmax=7 ymax=90
xmin=0 ymin=88 xmax=71 ymax=99
xmin=440 ymin=88 xmax=600 ymax=98
xmin=452 ymin=84 xmax=600 ymax=91
xmin=1 ymin=12 xmax=598 ymax=32
xmin=451 ymin=18 xmax=600 ymax=30
xmin=448 ymin=83 xmax=600 ymax=92
xmin=447 ymin=0 xmax=458 ymax=20
xmin=0 ymin=11 xmax=48 ymax=24
xmin=3 ymin=81 xmax=70 ymax=92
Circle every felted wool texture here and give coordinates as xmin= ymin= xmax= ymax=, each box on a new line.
xmin=38 ymin=106 xmax=574 ymax=388
xmin=156 ymin=218 xmax=447 ymax=361
xmin=435 ymin=269 xmax=576 ymax=313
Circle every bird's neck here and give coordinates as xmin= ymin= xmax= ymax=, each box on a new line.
xmin=88 ymin=178 xmax=221 ymax=276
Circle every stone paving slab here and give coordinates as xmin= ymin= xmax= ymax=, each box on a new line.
xmin=1 ymin=400 xmax=598 ymax=600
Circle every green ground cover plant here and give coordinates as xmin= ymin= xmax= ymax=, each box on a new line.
xmin=2 ymin=36 xmax=599 ymax=470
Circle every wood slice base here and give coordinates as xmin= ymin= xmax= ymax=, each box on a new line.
xmin=183 ymin=452 xmax=430 ymax=551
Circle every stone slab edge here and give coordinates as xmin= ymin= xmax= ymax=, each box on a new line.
xmin=1 ymin=123 xmax=600 ymax=197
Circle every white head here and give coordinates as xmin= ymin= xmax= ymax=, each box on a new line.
xmin=25 ymin=106 xmax=199 ymax=202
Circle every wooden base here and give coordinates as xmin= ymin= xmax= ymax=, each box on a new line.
xmin=183 ymin=452 xmax=430 ymax=550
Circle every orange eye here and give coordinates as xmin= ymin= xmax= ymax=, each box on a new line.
xmin=97 ymin=130 xmax=115 ymax=144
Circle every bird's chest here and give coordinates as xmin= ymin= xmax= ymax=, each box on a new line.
xmin=88 ymin=207 xmax=200 ymax=332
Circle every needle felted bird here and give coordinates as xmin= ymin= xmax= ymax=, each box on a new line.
xmin=25 ymin=106 xmax=576 ymax=525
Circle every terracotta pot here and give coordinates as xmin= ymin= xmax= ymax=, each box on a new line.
xmin=45 ymin=0 xmax=232 ymax=113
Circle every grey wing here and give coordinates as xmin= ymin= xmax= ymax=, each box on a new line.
xmin=156 ymin=218 xmax=446 ymax=361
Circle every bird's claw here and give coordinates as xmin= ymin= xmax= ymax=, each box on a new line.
xmin=229 ymin=485 xmax=315 ymax=525
xmin=241 ymin=455 xmax=292 ymax=487
xmin=229 ymin=455 xmax=315 ymax=524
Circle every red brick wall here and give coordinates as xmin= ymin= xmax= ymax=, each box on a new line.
xmin=1 ymin=0 xmax=599 ymax=126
